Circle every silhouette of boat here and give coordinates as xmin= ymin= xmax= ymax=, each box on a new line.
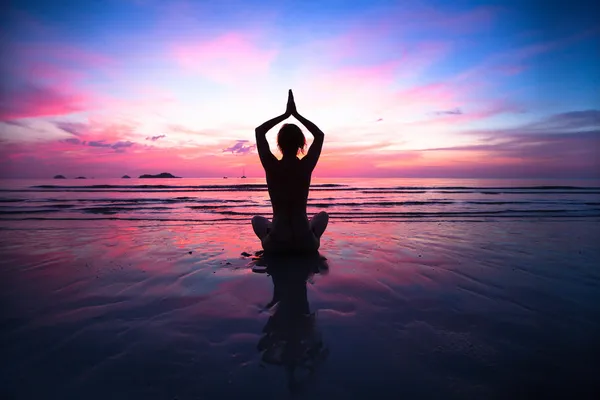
xmin=241 ymin=167 xmax=246 ymax=179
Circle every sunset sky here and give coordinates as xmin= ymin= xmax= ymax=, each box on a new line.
xmin=1 ymin=0 xmax=598 ymax=178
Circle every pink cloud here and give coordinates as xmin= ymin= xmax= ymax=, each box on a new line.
xmin=0 ymin=42 xmax=177 ymax=122
xmin=0 ymin=84 xmax=99 ymax=120
xmin=95 ymin=89 xmax=178 ymax=121
xmin=172 ymin=33 xmax=277 ymax=84
xmin=395 ymin=83 xmax=457 ymax=106
xmin=389 ymin=99 xmax=525 ymax=131
xmin=53 ymin=120 xmax=138 ymax=144
xmin=290 ymin=41 xmax=453 ymax=115
xmin=2 ymin=125 xmax=598 ymax=179
xmin=0 ymin=43 xmax=117 ymax=120
xmin=349 ymin=81 xmax=464 ymax=119
xmin=307 ymin=60 xmax=400 ymax=97
xmin=0 ymin=138 xmax=250 ymax=178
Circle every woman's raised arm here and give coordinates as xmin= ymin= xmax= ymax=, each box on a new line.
xmin=255 ymin=92 xmax=294 ymax=168
xmin=289 ymin=91 xmax=325 ymax=170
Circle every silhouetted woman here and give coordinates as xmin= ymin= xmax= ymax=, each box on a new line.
xmin=252 ymin=90 xmax=329 ymax=253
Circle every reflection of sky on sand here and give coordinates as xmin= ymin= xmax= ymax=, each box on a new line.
xmin=1 ymin=219 xmax=600 ymax=398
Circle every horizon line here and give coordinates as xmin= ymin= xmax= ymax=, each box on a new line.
xmin=2 ymin=176 xmax=600 ymax=180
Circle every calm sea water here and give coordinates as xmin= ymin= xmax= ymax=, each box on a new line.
xmin=1 ymin=178 xmax=599 ymax=223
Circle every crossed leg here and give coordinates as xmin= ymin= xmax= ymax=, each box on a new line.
xmin=309 ymin=211 xmax=329 ymax=238
xmin=252 ymin=215 xmax=272 ymax=239
xmin=252 ymin=212 xmax=329 ymax=240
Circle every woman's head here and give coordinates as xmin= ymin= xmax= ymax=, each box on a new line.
xmin=277 ymin=123 xmax=306 ymax=157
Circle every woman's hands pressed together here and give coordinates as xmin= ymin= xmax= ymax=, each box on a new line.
xmin=285 ymin=89 xmax=297 ymax=117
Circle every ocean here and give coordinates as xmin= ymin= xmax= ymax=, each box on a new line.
xmin=1 ymin=177 xmax=599 ymax=223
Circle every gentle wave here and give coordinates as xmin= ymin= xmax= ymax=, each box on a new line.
xmin=3 ymin=211 xmax=600 ymax=222
xmin=2 ymin=207 xmax=599 ymax=218
xmin=2 ymin=180 xmax=599 ymax=222
xmin=0 ymin=198 xmax=251 ymax=204
xmin=29 ymin=183 xmax=347 ymax=189
xmin=27 ymin=184 xmax=600 ymax=190
xmin=1 ymin=199 xmax=594 ymax=208
xmin=4 ymin=185 xmax=599 ymax=195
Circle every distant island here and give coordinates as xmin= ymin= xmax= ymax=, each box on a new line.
xmin=122 ymin=175 xmax=131 ymax=179
xmin=139 ymin=172 xmax=181 ymax=178
xmin=53 ymin=175 xmax=66 ymax=179
xmin=76 ymin=176 xmax=86 ymax=179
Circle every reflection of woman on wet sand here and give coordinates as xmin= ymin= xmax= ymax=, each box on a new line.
xmin=255 ymin=254 xmax=329 ymax=391
xmin=252 ymin=90 xmax=329 ymax=254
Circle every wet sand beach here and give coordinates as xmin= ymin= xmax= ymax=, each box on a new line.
xmin=1 ymin=215 xmax=599 ymax=399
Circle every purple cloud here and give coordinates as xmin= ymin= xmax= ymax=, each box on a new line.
xmin=0 ymin=120 xmax=29 ymax=127
xmin=222 ymin=140 xmax=256 ymax=154
xmin=424 ymin=110 xmax=600 ymax=175
xmin=55 ymin=121 xmax=88 ymax=136
xmin=146 ymin=134 xmax=166 ymax=141
xmin=433 ymin=107 xmax=463 ymax=116
xmin=523 ymin=110 xmax=600 ymax=131
xmin=61 ymin=137 xmax=135 ymax=152
xmin=88 ymin=140 xmax=112 ymax=148
xmin=62 ymin=137 xmax=82 ymax=145
xmin=111 ymin=140 xmax=135 ymax=150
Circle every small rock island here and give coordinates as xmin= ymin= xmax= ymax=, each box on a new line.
xmin=122 ymin=175 xmax=131 ymax=179
xmin=76 ymin=176 xmax=87 ymax=179
xmin=53 ymin=175 xmax=66 ymax=179
xmin=138 ymin=172 xmax=181 ymax=178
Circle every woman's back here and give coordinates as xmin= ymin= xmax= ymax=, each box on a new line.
xmin=266 ymin=158 xmax=311 ymax=215
xmin=266 ymin=158 xmax=313 ymax=246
